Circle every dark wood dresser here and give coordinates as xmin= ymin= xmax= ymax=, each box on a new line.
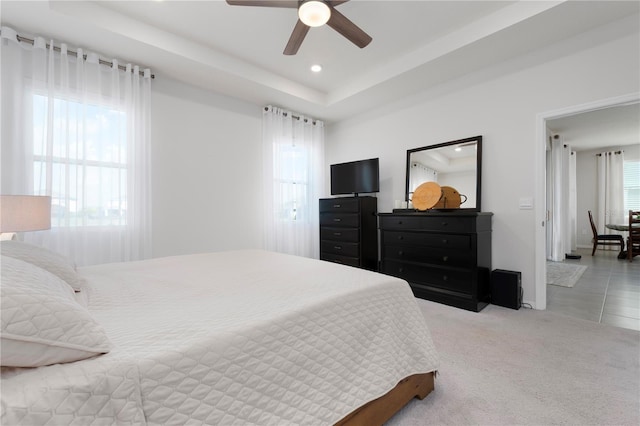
xmin=379 ymin=211 xmax=492 ymax=311
xmin=319 ymin=196 xmax=378 ymax=270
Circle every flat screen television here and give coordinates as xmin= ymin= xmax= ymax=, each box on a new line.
xmin=330 ymin=158 xmax=380 ymax=196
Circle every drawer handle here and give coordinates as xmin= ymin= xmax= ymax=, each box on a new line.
xmin=443 ymin=256 xmax=448 ymax=262
xmin=442 ymin=239 xmax=448 ymax=244
xmin=333 ymin=218 xmax=341 ymax=222
xmin=333 ymin=232 xmax=342 ymax=236
xmin=442 ymin=275 xmax=448 ymax=281
xmin=397 ymin=235 xmax=404 ymax=240
xmin=334 ymin=246 xmax=342 ymax=250
xmin=333 ymin=204 xmax=341 ymax=208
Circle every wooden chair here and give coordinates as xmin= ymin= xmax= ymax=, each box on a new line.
xmin=627 ymin=210 xmax=640 ymax=262
xmin=588 ymin=210 xmax=624 ymax=256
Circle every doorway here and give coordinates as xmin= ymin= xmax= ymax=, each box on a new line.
xmin=534 ymin=93 xmax=640 ymax=310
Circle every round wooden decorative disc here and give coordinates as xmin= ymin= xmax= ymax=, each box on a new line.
xmin=433 ymin=186 xmax=461 ymax=209
xmin=412 ymin=181 xmax=442 ymax=211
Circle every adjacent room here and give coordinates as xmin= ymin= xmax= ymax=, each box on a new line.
xmin=545 ymin=105 xmax=640 ymax=329
xmin=1 ymin=1 xmax=639 ymax=425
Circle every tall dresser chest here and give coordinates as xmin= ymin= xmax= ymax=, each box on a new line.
xmin=379 ymin=211 xmax=492 ymax=311
xmin=319 ymin=196 xmax=378 ymax=271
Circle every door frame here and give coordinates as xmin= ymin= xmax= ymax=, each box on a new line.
xmin=534 ymin=92 xmax=640 ymax=309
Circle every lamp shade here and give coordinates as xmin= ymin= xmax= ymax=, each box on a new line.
xmin=0 ymin=195 xmax=52 ymax=232
xmin=298 ymin=0 xmax=331 ymax=27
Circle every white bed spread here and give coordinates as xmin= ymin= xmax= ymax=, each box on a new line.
xmin=1 ymin=250 xmax=439 ymax=425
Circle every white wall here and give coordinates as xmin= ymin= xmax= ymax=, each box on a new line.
xmin=151 ymin=77 xmax=263 ymax=258
xmin=147 ymin=15 xmax=638 ymax=307
xmin=576 ymin=144 xmax=640 ymax=248
xmin=325 ymin=18 xmax=639 ymax=307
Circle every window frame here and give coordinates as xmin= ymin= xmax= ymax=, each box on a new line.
xmin=273 ymin=142 xmax=312 ymax=223
xmin=31 ymin=91 xmax=129 ymax=228
xmin=623 ymin=159 xmax=640 ymax=212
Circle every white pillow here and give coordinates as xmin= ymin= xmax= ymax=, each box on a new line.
xmin=0 ymin=240 xmax=86 ymax=292
xmin=1 ymin=256 xmax=111 ymax=367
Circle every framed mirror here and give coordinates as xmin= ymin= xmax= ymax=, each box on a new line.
xmin=405 ymin=135 xmax=482 ymax=212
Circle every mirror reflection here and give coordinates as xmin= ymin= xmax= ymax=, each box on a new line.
xmin=406 ymin=136 xmax=482 ymax=211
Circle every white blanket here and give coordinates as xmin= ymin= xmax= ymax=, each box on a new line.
xmin=2 ymin=250 xmax=439 ymax=425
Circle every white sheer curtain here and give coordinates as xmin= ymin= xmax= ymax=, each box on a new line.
xmin=1 ymin=27 xmax=152 ymax=266
xmin=568 ymin=151 xmax=577 ymax=251
xmin=548 ymin=137 xmax=576 ymax=261
xmin=409 ymin=162 xmax=437 ymax=194
xmin=597 ymin=151 xmax=625 ymax=236
xmin=262 ymin=105 xmax=324 ymax=258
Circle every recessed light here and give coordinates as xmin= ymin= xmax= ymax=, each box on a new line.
xmin=311 ymin=64 xmax=322 ymax=73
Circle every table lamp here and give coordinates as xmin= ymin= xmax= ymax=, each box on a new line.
xmin=0 ymin=195 xmax=52 ymax=239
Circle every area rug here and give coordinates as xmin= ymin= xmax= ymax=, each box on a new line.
xmin=546 ymin=261 xmax=587 ymax=287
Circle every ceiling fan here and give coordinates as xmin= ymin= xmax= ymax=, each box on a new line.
xmin=225 ymin=0 xmax=372 ymax=55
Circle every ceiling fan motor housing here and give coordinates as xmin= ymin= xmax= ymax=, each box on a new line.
xmin=298 ymin=1 xmax=331 ymax=27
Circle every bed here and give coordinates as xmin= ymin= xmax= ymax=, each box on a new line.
xmin=1 ymin=243 xmax=439 ymax=425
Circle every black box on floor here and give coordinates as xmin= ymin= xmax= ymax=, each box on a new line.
xmin=490 ymin=269 xmax=522 ymax=310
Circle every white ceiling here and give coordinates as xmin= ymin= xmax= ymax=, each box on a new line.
xmin=1 ymin=0 xmax=639 ymax=126
xmin=547 ymin=103 xmax=640 ymax=152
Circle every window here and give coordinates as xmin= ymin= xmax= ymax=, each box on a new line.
xmin=3 ymin=33 xmax=151 ymax=265
xmin=262 ymin=106 xmax=323 ymax=258
xmin=32 ymin=94 xmax=128 ymax=227
xmin=624 ymin=160 xmax=640 ymax=211
xmin=274 ymin=143 xmax=310 ymax=222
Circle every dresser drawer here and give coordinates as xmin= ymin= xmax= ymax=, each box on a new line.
xmin=321 ymin=252 xmax=360 ymax=267
xmin=383 ymin=244 xmax=474 ymax=267
xmin=382 ymin=260 xmax=473 ymax=294
xmin=319 ymin=198 xmax=360 ymax=213
xmin=380 ymin=215 xmax=473 ymax=233
xmin=321 ymin=227 xmax=360 ymax=243
xmin=321 ymin=241 xmax=360 ymax=257
xmin=382 ymin=231 xmax=471 ymax=250
xmin=320 ymin=213 xmax=360 ymax=227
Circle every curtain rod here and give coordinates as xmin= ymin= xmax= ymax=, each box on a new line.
xmin=263 ymin=106 xmax=318 ymax=125
xmin=14 ymin=34 xmax=154 ymax=79
xmin=596 ymin=151 xmax=623 ymax=156
xmin=285 ymin=112 xmax=317 ymax=125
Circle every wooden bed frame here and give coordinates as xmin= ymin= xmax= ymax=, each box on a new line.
xmin=336 ymin=372 xmax=435 ymax=426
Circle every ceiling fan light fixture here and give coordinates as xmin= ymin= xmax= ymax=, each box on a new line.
xmin=298 ymin=1 xmax=331 ymax=27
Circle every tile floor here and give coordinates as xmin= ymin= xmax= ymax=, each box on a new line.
xmin=546 ymin=247 xmax=640 ymax=331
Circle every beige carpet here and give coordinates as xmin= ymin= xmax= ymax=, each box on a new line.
xmin=546 ymin=261 xmax=587 ymax=287
xmin=388 ymin=299 xmax=640 ymax=426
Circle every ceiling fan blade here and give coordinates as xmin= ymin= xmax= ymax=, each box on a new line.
xmin=225 ymin=0 xmax=298 ymax=8
xmin=327 ymin=0 xmax=350 ymax=6
xmin=284 ymin=20 xmax=310 ymax=55
xmin=326 ymin=8 xmax=372 ymax=49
